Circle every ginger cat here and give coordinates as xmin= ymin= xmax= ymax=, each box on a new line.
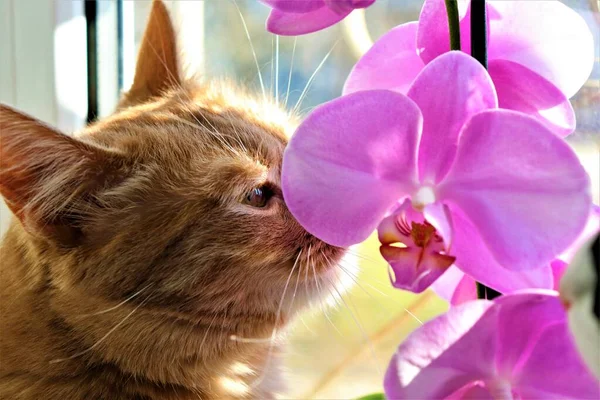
xmin=0 ymin=1 xmax=346 ymax=398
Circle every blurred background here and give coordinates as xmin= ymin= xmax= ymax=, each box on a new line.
xmin=0 ymin=0 xmax=598 ymax=398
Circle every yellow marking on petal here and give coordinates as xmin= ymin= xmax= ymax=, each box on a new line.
xmin=410 ymin=221 xmax=436 ymax=248
xmin=379 ymin=231 xmax=402 ymax=244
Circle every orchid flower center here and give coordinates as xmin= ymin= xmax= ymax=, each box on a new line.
xmin=411 ymin=186 xmax=436 ymax=211
xmin=388 ymin=211 xmax=445 ymax=254
xmin=410 ymin=221 xmax=436 ymax=248
xmin=485 ymin=380 xmax=515 ymax=400
xmin=395 ymin=217 xmax=438 ymax=249
xmin=377 ymin=201 xmax=456 ymax=293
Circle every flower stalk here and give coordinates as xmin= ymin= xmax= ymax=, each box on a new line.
xmin=469 ymin=0 xmax=500 ymax=300
xmin=477 ymin=282 xmax=502 ymax=300
xmin=444 ymin=0 xmax=461 ymax=50
xmin=471 ymin=0 xmax=488 ymax=68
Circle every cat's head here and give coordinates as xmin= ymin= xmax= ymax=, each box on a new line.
xmin=0 ymin=0 xmax=345 ymax=333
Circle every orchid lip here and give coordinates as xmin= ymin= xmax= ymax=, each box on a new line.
xmin=378 ymin=202 xmax=456 ymax=294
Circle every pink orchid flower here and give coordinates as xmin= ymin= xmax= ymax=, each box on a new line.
xmin=344 ymin=0 xmax=594 ymax=137
xmin=434 ymin=206 xmax=600 ymax=305
xmin=282 ymin=51 xmax=591 ymax=294
xmin=261 ymin=0 xmax=375 ymax=36
xmin=385 ymin=291 xmax=600 ymax=399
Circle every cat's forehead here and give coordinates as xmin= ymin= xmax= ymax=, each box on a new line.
xmin=83 ymin=82 xmax=295 ymax=170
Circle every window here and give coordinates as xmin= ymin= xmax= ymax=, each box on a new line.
xmin=0 ymin=1 xmax=598 ymax=397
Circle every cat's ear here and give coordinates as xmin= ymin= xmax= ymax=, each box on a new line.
xmin=0 ymin=105 xmax=125 ymax=246
xmin=120 ymin=0 xmax=181 ymax=107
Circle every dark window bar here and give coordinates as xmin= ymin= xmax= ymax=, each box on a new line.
xmin=470 ymin=0 xmax=501 ymax=300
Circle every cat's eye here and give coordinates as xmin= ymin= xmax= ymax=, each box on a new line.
xmin=244 ymin=186 xmax=272 ymax=208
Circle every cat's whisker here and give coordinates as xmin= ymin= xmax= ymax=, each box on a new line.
xmin=270 ymin=36 xmax=275 ymax=100
xmin=334 ymin=258 xmax=426 ymax=327
xmin=142 ymin=38 xmax=243 ymax=157
xmin=296 ymin=105 xmax=317 ymax=116
xmin=169 ymin=112 xmax=242 ymax=157
xmin=228 ymin=121 xmax=251 ymax=155
xmin=311 ymin=258 xmax=343 ymax=337
xmin=342 ymin=272 xmax=390 ymax=298
xmin=337 ymin=261 xmax=394 ymax=293
xmin=298 ymin=314 xmax=316 ymax=335
xmin=143 ymin=33 xmax=188 ymax=95
xmin=303 ymin=245 xmax=314 ymax=307
xmin=335 ymin=257 xmax=401 ymax=297
xmin=74 ymin=284 xmax=152 ymax=318
xmin=190 ymin=111 xmax=242 ymax=155
xmin=335 ymin=263 xmax=394 ymax=315
xmin=404 ymin=308 xmax=424 ymax=325
xmin=231 ymin=0 xmax=266 ymax=102
xmin=323 ymin=274 xmax=382 ymax=375
xmin=293 ymin=41 xmax=339 ymax=115
xmin=200 ymin=311 xmax=221 ymax=348
xmin=275 ymin=35 xmax=280 ymax=106
xmin=345 ymin=247 xmax=385 ymax=266
xmin=49 ymin=293 xmax=153 ymax=364
xmin=248 ymin=250 xmax=302 ymax=389
xmin=285 ymin=251 xmax=303 ymax=317
xmin=229 ymin=335 xmax=273 ymax=344
xmin=284 ymin=37 xmax=297 ymax=109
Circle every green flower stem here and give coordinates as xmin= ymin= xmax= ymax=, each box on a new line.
xmin=444 ymin=0 xmax=461 ymax=51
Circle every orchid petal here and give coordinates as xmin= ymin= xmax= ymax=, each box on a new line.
xmin=266 ymin=7 xmax=350 ymax=36
xmin=449 ymin=208 xmax=553 ymax=293
xmin=343 ymin=22 xmax=424 ymax=96
xmin=432 ymin=268 xmax=479 ymax=306
xmin=352 ymin=0 xmax=375 ymax=6
xmin=558 ymin=205 xmax=600 ymax=262
xmin=550 ymin=259 xmax=568 ymax=291
xmin=432 ymin=210 xmax=589 ymax=303
xmin=449 ymin=274 xmax=478 ymax=306
xmin=489 ymin=60 xmax=575 ymax=137
xmin=447 ymin=382 xmax=493 ymax=400
xmin=261 ymin=0 xmax=323 ymax=13
xmin=416 ymin=0 xmax=471 ymax=64
xmin=381 ymin=246 xmax=454 ymax=293
xmin=494 ymin=292 xmax=598 ymax=398
xmin=424 ymin=202 xmax=453 ymax=250
xmin=377 ymin=214 xmax=407 ymax=246
xmin=282 ymin=90 xmax=421 ymax=247
xmin=386 ymin=292 xmax=599 ymax=399
xmin=487 ymin=1 xmax=594 ymax=98
xmin=385 ymin=300 xmax=494 ymax=399
xmin=493 ymin=292 xmax=565 ymax=378
xmin=324 ymin=0 xmax=374 ymax=13
xmin=408 ymin=52 xmax=497 ymax=184
xmin=378 ymin=200 xmax=421 ymax=246
xmin=514 ymin=320 xmax=600 ymax=399
xmin=439 ymin=110 xmax=591 ymax=270
xmin=431 ymin=266 xmax=466 ymax=302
